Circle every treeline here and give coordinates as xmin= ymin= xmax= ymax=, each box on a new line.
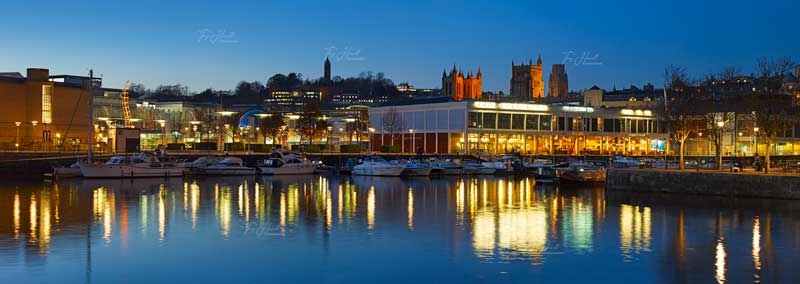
xmin=129 ymin=71 xmax=400 ymax=105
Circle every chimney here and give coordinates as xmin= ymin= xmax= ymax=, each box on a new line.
xmin=26 ymin=68 xmax=49 ymax=81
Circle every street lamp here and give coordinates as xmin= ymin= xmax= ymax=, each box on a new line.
xmin=754 ymin=126 xmax=760 ymax=156
xmin=14 ymin=121 xmax=21 ymax=151
xmin=715 ymin=121 xmax=725 ymax=170
xmin=368 ymin=127 xmax=375 ymax=154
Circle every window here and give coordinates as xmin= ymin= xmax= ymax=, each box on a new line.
xmin=497 ymin=113 xmax=511 ymax=129
xmin=540 ymin=116 xmax=552 ymax=131
xmin=511 ymin=114 xmax=524 ymax=130
xmin=42 ymin=85 xmax=52 ymax=124
xmin=482 ymin=113 xmax=496 ymax=129
xmin=525 ymin=115 xmax=538 ymax=131
xmin=468 ymin=112 xmax=482 ymax=128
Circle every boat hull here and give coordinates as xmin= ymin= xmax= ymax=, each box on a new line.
xmin=258 ymin=166 xmax=316 ymax=175
xmin=403 ymin=167 xmax=432 ymax=176
xmin=79 ymin=164 xmax=185 ymax=178
xmin=195 ymin=167 xmax=256 ymax=176
xmin=353 ymin=166 xmax=405 ymax=176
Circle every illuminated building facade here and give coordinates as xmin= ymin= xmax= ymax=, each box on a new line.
xmin=548 ymin=64 xmax=568 ymax=98
xmin=442 ymin=65 xmax=482 ymax=101
xmin=510 ymin=57 xmax=544 ymax=100
xmin=369 ymin=98 xmax=667 ymax=155
xmin=0 ymin=68 xmax=91 ymax=151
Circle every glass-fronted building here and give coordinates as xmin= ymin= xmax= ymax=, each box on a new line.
xmin=369 ymin=99 xmax=668 ymax=156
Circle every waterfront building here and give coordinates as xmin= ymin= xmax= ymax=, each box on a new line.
xmin=547 ymin=64 xmax=568 ymax=98
xmin=510 ymin=57 xmax=544 ymax=100
xmin=368 ymin=97 xmax=667 ymax=155
xmin=0 ymin=68 xmax=91 ymax=151
xmin=441 ymin=66 xmax=482 ymax=100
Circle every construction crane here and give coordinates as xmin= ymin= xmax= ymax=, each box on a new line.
xmin=122 ymin=80 xmax=133 ymax=128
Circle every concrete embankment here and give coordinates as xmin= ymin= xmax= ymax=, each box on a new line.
xmin=606 ymin=168 xmax=800 ymax=199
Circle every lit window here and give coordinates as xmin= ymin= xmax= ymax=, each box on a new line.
xmin=42 ymin=85 xmax=53 ymax=124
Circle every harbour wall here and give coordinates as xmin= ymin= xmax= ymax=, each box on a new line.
xmin=606 ymin=168 xmax=800 ymax=199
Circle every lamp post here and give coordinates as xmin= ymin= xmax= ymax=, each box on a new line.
xmin=716 ymin=121 xmax=725 ymax=170
xmin=31 ymin=121 xmax=38 ymax=151
xmin=754 ymin=126 xmax=760 ymax=156
xmin=326 ymin=126 xmax=333 ymax=154
xmin=368 ymin=127 xmax=375 ymax=154
xmin=14 ymin=121 xmax=21 ymax=151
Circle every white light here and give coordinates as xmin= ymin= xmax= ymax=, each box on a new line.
xmin=473 ymin=101 xmax=497 ymax=109
xmin=562 ymin=106 xmax=594 ymax=113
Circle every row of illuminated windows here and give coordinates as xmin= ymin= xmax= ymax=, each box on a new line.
xmin=467 ymin=112 xmax=666 ymax=134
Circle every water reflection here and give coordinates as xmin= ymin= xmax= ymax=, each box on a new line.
xmin=0 ymin=177 xmax=798 ymax=283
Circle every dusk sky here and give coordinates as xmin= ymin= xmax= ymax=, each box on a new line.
xmin=2 ymin=0 xmax=798 ymax=93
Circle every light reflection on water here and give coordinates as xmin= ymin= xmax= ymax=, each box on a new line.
xmin=0 ymin=176 xmax=798 ymax=283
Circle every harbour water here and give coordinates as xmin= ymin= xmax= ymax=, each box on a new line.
xmin=0 ymin=175 xmax=798 ymax=283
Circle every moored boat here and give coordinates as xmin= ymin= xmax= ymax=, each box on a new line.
xmin=258 ymin=152 xmax=315 ymax=175
xmin=79 ymin=152 xmax=185 ymax=178
xmin=559 ymin=163 xmax=606 ymax=183
xmin=353 ymin=156 xmax=405 ymax=176
xmin=194 ymin=157 xmax=255 ymax=175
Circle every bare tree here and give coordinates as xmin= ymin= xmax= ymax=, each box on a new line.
xmin=752 ymin=99 xmax=793 ymax=174
xmin=704 ymin=112 xmax=736 ymax=170
xmin=757 ymin=56 xmax=796 ymax=78
xmin=717 ymin=66 xmax=741 ymax=81
xmin=661 ymin=96 xmax=703 ymax=169
xmin=664 ymin=65 xmax=690 ymax=90
xmin=381 ymin=107 xmax=403 ymax=147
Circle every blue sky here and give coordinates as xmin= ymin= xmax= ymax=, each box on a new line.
xmin=1 ymin=0 xmax=798 ymax=93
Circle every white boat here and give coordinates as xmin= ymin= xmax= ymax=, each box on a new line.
xmin=194 ymin=157 xmax=255 ymax=175
xmin=394 ymin=160 xmax=432 ymax=176
xmin=430 ymin=160 xmax=463 ymax=175
xmin=79 ymin=152 xmax=185 ymax=178
xmin=258 ymin=152 xmax=316 ymax=175
xmin=353 ymin=156 xmax=406 ymax=176
xmin=560 ymin=163 xmax=606 ymax=183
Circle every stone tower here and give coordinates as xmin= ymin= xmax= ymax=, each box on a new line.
xmin=324 ymin=57 xmax=331 ymax=82
xmin=442 ymin=65 xmax=482 ymax=101
xmin=510 ymin=56 xmax=544 ymax=100
xmin=548 ymin=64 xmax=568 ymax=98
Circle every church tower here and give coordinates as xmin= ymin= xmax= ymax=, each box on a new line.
xmin=510 ymin=56 xmax=544 ymax=100
xmin=324 ymin=57 xmax=331 ymax=82
xmin=442 ymin=65 xmax=482 ymax=101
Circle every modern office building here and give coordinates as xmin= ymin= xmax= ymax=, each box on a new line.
xmin=369 ymin=97 xmax=667 ymax=155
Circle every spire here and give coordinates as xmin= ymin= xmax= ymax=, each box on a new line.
xmin=477 ymin=67 xmax=482 ymax=78
xmin=537 ymin=55 xmax=542 ymax=66
xmin=442 ymin=69 xmax=447 ymax=78
xmin=452 ymin=64 xmax=457 ymax=74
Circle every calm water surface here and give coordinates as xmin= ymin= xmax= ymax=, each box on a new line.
xmin=0 ymin=175 xmax=798 ymax=283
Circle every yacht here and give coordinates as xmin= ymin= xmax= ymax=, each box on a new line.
xmin=193 ymin=157 xmax=255 ymax=175
xmin=258 ymin=152 xmax=316 ymax=175
xmin=394 ymin=160 xmax=432 ymax=176
xmin=352 ymin=156 xmax=406 ymax=176
xmin=79 ymin=152 xmax=185 ymax=178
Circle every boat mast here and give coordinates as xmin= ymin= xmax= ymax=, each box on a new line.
xmin=87 ymin=69 xmax=94 ymax=163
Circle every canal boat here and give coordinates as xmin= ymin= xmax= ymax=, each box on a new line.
xmin=353 ymin=156 xmax=405 ymax=176
xmin=258 ymin=152 xmax=316 ymax=175
xmin=79 ymin=152 xmax=185 ymax=178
